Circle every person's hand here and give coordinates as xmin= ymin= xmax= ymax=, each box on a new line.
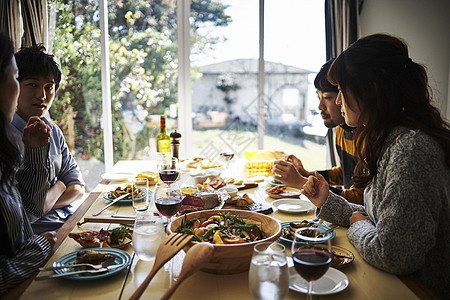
xmin=272 ymin=160 xmax=307 ymax=189
xmin=41 ymin=231 xmax=57 ymax=249
xmin=349 ymin=211 xmax=370 ymax=226
xmin=285 ymin=154 xmax=313 ymax=177
xmin=22 ymin=116 xmax=52 ymax=148
xmin=301 ymin=172 xmax=329 ymax=208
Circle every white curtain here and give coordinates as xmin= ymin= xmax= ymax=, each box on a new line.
xmin=324 ymin=0 xmax=362 ymax=167
xmin=0 ymin=0 xmax=47 ymax=50
xmin=0 ymin=0 xmax=22 ymax=51
xmin=325 ymin=0 xmax=362 ymax=59
xmin=21 ymin=0 xmax=48 ymax=48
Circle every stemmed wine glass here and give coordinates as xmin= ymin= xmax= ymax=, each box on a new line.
xmin=158 ymin=157 xmax=180 ymax=182
xmin=219 ymin=151 xmax=234 ymax=170
xmin=153 ymin=181 xmax=182 ymax=224
xmin=291 ymin=227 xmax=333 ymax=300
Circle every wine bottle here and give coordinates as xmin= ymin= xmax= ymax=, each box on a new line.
xmin=156 ymin=115 xmax=171 ymax=160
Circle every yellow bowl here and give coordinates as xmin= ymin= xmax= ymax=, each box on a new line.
xmin=167 ymin=209 xmax=282 ymax=274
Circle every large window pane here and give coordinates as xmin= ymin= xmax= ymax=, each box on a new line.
xmin=49 ymin=0 xmax=104 ymax=191
xmin=191 ymin=0 xmax=327 ymax=174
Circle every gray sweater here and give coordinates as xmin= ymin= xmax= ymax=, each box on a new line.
xmin=317 ymin=127 xmax=450 ymax=299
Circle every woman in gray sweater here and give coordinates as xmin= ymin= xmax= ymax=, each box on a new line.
xmin=303 ymin=33 xmax=450 ymax=299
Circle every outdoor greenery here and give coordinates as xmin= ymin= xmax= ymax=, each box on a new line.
xmin=48 ymin=0 xmax=231 ymax=162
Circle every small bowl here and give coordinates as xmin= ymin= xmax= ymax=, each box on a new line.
xmin=167 ymin=209 xmax=282 ymax=274
xmin=191 ymin=169 xmax=221 ymax=185
xmin=218 ymin=186 xmax=238 ymax=198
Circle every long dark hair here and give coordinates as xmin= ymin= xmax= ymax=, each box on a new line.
xmin=328 ymin=33 xmax=450 ymax=189
xmin=0 ymin=32 xmax=21 ymax=187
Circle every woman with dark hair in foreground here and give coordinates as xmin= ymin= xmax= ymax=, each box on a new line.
xmin=303 ymin=33 xmax=450 ymax=299
xmin=0 ymin=32 xmax=56 ymax=295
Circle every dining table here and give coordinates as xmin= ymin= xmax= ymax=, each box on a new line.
xmin=3 ymin=160 xmax=436 ymax=300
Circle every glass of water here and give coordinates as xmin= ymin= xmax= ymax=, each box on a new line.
xmin=132 ymin=211 xmax=165 ymax=261
xmin=249 ymin=242 xmax=289 ymax=300
xmin=132 ymin=177 xmax=149 ymax=212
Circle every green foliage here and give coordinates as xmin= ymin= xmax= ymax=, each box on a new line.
xmin=48 ymin=0 xmax=231 ymax=162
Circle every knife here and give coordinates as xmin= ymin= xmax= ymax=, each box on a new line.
xmin=92 ymin=193 xmax=130 ymax=216
xmin=35 ymin=264 xmax=124 ymax=281
xmin=318 ymin=225 xmax=339 ymax=237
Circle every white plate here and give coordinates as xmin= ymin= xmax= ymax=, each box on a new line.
xmin=101 ymin=172 xmax=134 ymax=182
xmin=289 ymin=266 xmax=349 ymax=295
xmin=272 ymin=198 xmax=315 ymax=213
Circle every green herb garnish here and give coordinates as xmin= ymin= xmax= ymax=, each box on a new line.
xmin=110 ymin=226 xmax=131 ymax=244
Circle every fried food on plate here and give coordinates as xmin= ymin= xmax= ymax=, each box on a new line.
xmin=75 ymin=250 xmax=114 ymax=264
xmin=135 ymin=171 xmax=159 ymax=184
xmin=69 ymin=226 xmax=132 ymax=248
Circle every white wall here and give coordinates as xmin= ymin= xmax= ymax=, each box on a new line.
xmin=359 ymin=0 xmax=450 ymax=120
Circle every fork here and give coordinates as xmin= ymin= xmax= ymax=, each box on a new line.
xmin=35 ymin=263 xmax=124 ymax=280
xmin=128 ymin=233 xmax=193 ymax=300
xmin=39 ymin=257 xmax=116 ymax=271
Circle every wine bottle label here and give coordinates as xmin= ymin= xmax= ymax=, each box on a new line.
xmin=158 ymin=140 xmax=171 ymax=153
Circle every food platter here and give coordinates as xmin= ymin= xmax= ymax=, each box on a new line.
xmin=52 ymin=248 xmax=131 ymax=280
xmin=103 ymin=188 xmax=150 ymax=203
xmin=278 ymin=222 xmax=336 ymax=246
xmin=271 ymin=198 xmax=315 ymax=214
xmin=330 ymin=245 xmax=354 ymax=268
xmin=289 ymin=267 xmax=349 ymax=295
xmin=265 ymin=187 xmax=301 ymax=199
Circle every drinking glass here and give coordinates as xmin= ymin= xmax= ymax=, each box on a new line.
xmin=153 ymin=181 xmax=182 ymax=224
xmin=291 ymin=227 xmax=333 ymax=300
xmin=249 ymin=242 xmax=289 ymax=300
xmin=132 ymin=211 xmax=165 ymax=261
xmin=131 ymin=177 xmax=149 ymax=212
xmin=158 ymin=157 xmax=180 ymax=182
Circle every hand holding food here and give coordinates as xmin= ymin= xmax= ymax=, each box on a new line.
xmin=272 ymin=160 xmax=307 ymax=189
xmin=22 ymin=116 xmax=53 ymax=148
xmin=301 ymin=172 xmax=329 ymax=208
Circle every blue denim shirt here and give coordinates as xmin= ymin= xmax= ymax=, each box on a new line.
xmin=10 ymin=113 xmax=85 ymax=221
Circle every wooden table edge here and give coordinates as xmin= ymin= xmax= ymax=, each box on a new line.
xmin=1 ymin=188 xmax=103 ymax=300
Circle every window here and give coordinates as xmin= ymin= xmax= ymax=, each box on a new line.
xmin=49 ymin=0 xmax=327 ymax=190
xmin=191 ymin=0 xmax=327 ymax=171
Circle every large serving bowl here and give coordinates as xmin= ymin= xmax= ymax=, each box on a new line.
xmin=167 ymin=209 xmax=282 ymax=275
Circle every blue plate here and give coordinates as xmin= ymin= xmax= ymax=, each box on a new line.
xmin=279 ymin=222 xmax=336 ymax=246
xmin=103 ymin=189 xmax=151 ymax=203
xmin=53 ymin=248 xmax=131 ymax=280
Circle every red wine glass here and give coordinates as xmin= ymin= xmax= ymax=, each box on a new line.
xmin=158 ymin=157 xmax=179 ymax=182
xmin=153 ymin=181 xmax=182 ymax=224
xmin=291 ymin=227 xmax=332 ymax=300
